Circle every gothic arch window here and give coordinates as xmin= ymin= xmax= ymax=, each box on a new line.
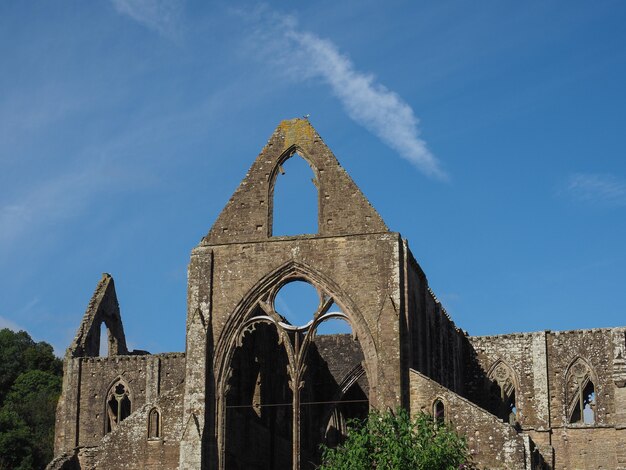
xmin=433 ymin=398 xmax=446 ymax=423
xmin=488 ymin=360 xmax=518 ymax=424
xmin=148 ymin=407 xmax=161 ymax=439
xmin=99 ymin=324 xmax=109 ymax=357
xmin=222 ymin=277 xmax=369 ymax=470
xmin=105 ymin=379 xmax=131 ymax=433
xmin=565 ymin=358 xmax=597 ymax=425
xmin=270 ymin=150 xmax=319 ymax=237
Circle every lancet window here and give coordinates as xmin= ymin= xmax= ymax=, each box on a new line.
xmin=566 ymin=358 xmax=596 ymax=425
xmin=148 ymin=408 xmax=161 ymax=439
xmin=488 ymin=361 xmax=518 ymax=424
xmin=433 ymin=398 xmax=445 ymax=423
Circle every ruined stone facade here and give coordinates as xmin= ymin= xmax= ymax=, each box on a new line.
xmin=48 ymin=119 xmax=626 ymax=470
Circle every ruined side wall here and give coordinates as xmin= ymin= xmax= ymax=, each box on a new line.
xmin=469 ymin=327 xmax=626 ymax=469
xmin=84 ymin=383 xmax=185 ymax=470
xmin=469 ymin=333 xmax=550 ymax=430
xmin=404 ymin=244 xmax=467 ymax=394
xmin=54 ymin=353 xmax=185 ymax=452
xmin=546 ymin=328 xmax=626 ymax=470
xmin=409 ymin=369 xmax=530 ymax=470
xmin=547 ymin=329 xmax=618 ymax=427
xmin=550 ymin=426 xmax=626 ymax=470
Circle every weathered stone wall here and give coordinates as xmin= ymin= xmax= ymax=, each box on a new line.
xmin=409 ymin=369 xmax=532 ymax=470
xmin=85 ymin=383 xmax=185 ymax=470
xmin=547 ymin=328 xmax=626 ymax=469
xmin=404 ymin=244 xmax=468 ymax=395
xmin=54 ymin=353 xmax=185 ymax=452
xmin=469 ymin=327 xmax=626 ymax=468
xmin=547 ymin=329 xmax=617 ymax=427
xmin=469 ymin=332 xmax=549 ymax=429
xmin=551 ymin=426 xmax=626 ymax=470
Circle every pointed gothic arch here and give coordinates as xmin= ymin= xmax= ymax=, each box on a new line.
xmin=215 ymin=261 xmax=377 ymax=470
xmin=268 ymin=146 xmax=320 ymax=237
xmin=565 ymin=357 xmax=597 ymax=425
xmin=214 ymin=260 xmax=378 ymax=393
xmin=104 ymin=377 xmax=132 ymax=434
xmin=432 ymin=397 xmax=447 ymax=423
xmin=487 ymin=360 xmax=518 ymax=424
xmin=147 ymin=407 xmax=162 ymax=439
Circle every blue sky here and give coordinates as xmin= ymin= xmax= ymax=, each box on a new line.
xmin=1 ymin=1 xmax=625 ymax=355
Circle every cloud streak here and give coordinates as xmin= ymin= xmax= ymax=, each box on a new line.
xmin=111 ymin=0 xmax=183 ymax=38
xmin=566 ymin=173 xmax=626 ymax=207
xmin=248 ymin=11 xmax=447 ymax=180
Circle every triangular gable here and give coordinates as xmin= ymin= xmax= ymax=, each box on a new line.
xmin=203 ymin=118 xmax=388 ymax=245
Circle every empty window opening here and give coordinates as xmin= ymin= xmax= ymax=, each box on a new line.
xmin=99 ymin=325 xmax=109 ymax=357
xmin=224 ymin=284 xmax=368 ymax=470
xmin=315 ymin=303 xmax=352 ymax=335
xmin=488 ymin=362 xmax=517 ymax=425
xmin=321 ymin=377 xmax=369 ymax=451
xmin=106 ymin=381 xmax=131 ymax=433
xmin=302 ymin=325 xmax=368 ymax=467
xmin=566 ymin=359 xmax=596 ymax=425
xmin=274 ymin=280 xmax=320 ymax=327
xmin=272 ymin=153 xmax=318 ymax=236
xmin=225 ymin=323 xmax=293 ymax=470
xmin=433 ymin=399 xmax=445 ymax=423
xmin=148 ymin=408 xmax=161 ymax=439
xmin=583 ymin=391 xmax=596 ymax=424
xmin=569 ymin=379 xmax=596 ymax=424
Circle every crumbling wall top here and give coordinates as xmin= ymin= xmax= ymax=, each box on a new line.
xmin=67 ymin=273 xmax=129 ymax=358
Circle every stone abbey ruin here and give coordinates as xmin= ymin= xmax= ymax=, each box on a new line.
xmin=48 ymin=119 xmax=626 ymax=469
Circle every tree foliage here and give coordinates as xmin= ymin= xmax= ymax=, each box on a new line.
xmin=0 ymin=329 xmax=62 ymax=470
xmin=319 ymin=408 xmax=474 ymax=470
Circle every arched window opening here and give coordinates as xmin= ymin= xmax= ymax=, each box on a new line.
xmin=315 ymin=302 xmax=352 ymax=335
xmin=271 ymin=152 xmax=318 ymax=237
xmin=223 ymin=281 xmax=369 ymax=470
xmin=106 ymin=380 xmax=131 ymax=433
xmin=274 ymin=280 xmax=320 ymax=327
xmin=302 ymin=318 xmax=368 ymax=467
xmin=99 ymin=325 xmax=109 ymax=357
xmin=148 ymin=408 xmax=161 ymax=439
xmin=225 ymin=321 xmax=293 ymax=470
xmin=433 ymin=399 xmax=445 ymax=423
xmin=566 ymin=360 xmax=596 ymax=425
xmin=488 ymin=362 xmax=518 ymax=425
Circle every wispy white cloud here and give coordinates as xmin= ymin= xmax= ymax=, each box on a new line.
xmin=245 ymin=10 xmax=447 ymax=180
xmin=111 ymin=0 xmax=183 ymax=38
xmin=566 ymin=173 xmax=626 ymax=207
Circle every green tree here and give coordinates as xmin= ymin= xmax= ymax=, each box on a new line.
xmin=0 ymin=329 xmax=62 ymax=469
xmin=319 ymin=408 xmax=474 ymax=470
xmin=0 ymin=409 xmax=34 ymax=470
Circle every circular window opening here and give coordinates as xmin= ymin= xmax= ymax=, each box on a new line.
xmin=274 ymin=280 xmax=320 ymax=327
